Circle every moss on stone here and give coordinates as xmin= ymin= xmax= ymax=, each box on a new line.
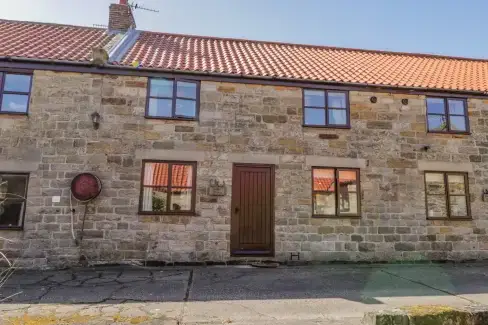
xmin=401 ymin=305 xmax=470 ymax=325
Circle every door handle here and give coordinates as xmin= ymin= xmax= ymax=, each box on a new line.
xmin=234 ymin=206 xmax=240 ymax=214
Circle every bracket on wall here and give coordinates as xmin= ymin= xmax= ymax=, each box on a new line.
xmin=483 ymin=189 xmax=488 ymax=202
xmin=290 ymin=252 xmax=300 ymax=261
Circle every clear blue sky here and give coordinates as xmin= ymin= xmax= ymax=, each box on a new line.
xmin=2 ymin=0 xmax=487 ymax=59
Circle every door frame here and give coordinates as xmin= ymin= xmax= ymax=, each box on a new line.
xmin=231 ymin=163 xmax=275 ymax=257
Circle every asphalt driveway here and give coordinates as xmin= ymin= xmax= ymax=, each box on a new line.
xmin=1 ymin=263 xmax=488 ymax=324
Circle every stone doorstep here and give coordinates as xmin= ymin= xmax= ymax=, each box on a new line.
xmin=364 ymin=305 xmax=488 ymax=325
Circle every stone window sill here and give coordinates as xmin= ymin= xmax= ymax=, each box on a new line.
xmin=312 ymin=215 xmax=361 ymax=219
xmin=0 ymin=112 xmax=28 ymax=117
xmin=427 ymin=131 xmax=471 ymax=136
xmin=138 ymin=212 xmax=197 ymax=217
xmin=144 ymin=116 xmax=197 ymax=121
xmin=0 ymin=226 xmax=23 ymax=231
xmin=427 ymin=217 xmax=472 ymax=221
xmin=302 ymin=125 xmax=350 ymax=130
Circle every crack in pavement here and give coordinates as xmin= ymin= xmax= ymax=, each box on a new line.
xmin=36 ymin=286 xmax=53 ymax=303
xmin=176 ymin=269 xmax=194 ymax=325
xmin=380 ymin=268 xmax=483 ymax=306
xmin=230 ymin=301 xmax=278 ymax=321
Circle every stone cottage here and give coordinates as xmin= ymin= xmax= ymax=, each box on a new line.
xmin=1 ymin=1 xmax=488 ymax=268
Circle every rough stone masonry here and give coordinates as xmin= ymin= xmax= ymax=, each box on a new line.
xmin=1 ymin=70 xmax=488 ymax=268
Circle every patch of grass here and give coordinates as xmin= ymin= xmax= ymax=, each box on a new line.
xmin=6 ymin=312 xmax=158 ymax=324
xmin=402 ymin=305 xmax=456 ymax=316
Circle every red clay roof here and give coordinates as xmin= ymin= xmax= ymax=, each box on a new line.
xmin=121 ymin=32 xmax=488 ymax=93
xmin=2 ymin=19 xmax=488 ymax=93
xmin=0 ymin=20 xmax=115 ymax=62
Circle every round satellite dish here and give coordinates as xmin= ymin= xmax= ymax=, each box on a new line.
xmin=70 ymin=173 xmax=102 ymax=202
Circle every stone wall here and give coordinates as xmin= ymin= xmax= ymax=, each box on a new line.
xmin=1 ymin=70 xmax=488 ymax=267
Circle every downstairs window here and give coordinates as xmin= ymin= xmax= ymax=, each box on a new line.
xmin=139 ymin=161 xmax=196 ymax=215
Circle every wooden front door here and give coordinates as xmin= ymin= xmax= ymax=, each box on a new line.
xmin=231 ymin=164 xmax=274 ymax=256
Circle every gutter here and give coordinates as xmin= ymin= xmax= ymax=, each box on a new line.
xmin=1 ymin=56 xmax=487 ymax=97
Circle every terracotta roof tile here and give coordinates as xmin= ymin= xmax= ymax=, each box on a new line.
xmin=2 ymin=19 xmax=488 ymax=93
xmin=121 ymin=32 xmax=488 ymax=93
xmin=0 ymin=20 xmax=115 ymax=62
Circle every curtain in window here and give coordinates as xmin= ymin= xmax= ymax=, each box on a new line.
xmin=143 ymin=163 xmax=155 ymax=211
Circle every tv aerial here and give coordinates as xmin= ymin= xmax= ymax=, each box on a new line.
xmin=128 ymin=2 xmax=159 ymax=13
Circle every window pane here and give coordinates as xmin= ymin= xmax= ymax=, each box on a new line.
xmin=338 ymin=170 xmax=357 ymax=192
xmin=1 ymin=94 xmax=28 ymax=113
xmin=0 ymin=174 xmax=27 ymax=199
xmin=4 ymin=74 xmax=31 ymax=92
xmin=449 ymin=196 xmax=468 ymax=217
xmin=175 ymin=99 xmax=196 ymax=117
xmin=426 ymin=195 xmax=447 ymax=218
xmin=171 ymin=164 xmax=193 ymax=187
xmin=0 ymin=200 xmax=24 ymax=227
xmin=177 ymin=81 xmax=197 ymax=99
xmin=328 ymin=109 xmax=347 ymax=125
xmin=170 ymin=188 xmax=192 ymax=211
xmin=141 ymin=187 xmax=168 ymax=212
xmin=328 ymin=92 xmax=347 ymax=109
xmin=304 ymin=90 xmax=325 ymax=107
xmin=427 ymin=98 xmax=445 ymax=114
xmin=448 ymin=99 xmax=465 ymax=115
xmin=425 ymin=173 xmax=445 ymax=195
xmin=304 ymin=107 xmax=325 ymax=125
xmin=339 ymin=191 xmax=358 ymax=215
xmin=447 ymin=174 xmax=466 ymax=195
xmin=150 ymin=79 xmax=173 ymax=97
xmin=313 ymin=168 xmax=335 ymax=191
xmin=0 ymin=174 xmax=28 ymax=198
xmin=449 ymin=116 xmax=467 ymax=132
xmin=148 ymin=98 xmax=172 ymax=117
xmin=143 ymin=163 xmax=168 ymax=186
xmin=427 ymin=115 xmax=448 ymax=131
xmin=313 ymin=192 xmax=335 ymax=215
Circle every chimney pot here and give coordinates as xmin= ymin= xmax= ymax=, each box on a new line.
xmin=119 ymin=0 xmax=128 ymax=5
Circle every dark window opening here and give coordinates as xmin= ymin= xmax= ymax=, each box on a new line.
xmin=425 ymin=172 xmax=470 ymax=219
xmin=0 ymin=73 xmax=32 ymax=114
xmin=0 ymin=173 xmax=29 ymax=229
xmin=146 ymin=78 xmax=199 ymax=119
xmin=312 ymin=167 xmax=360 ymax=217
xmin=426 ymin=97 xmax=469 ymax=133
xmin=139 ymin=160 xmax=197 ymax=215
xmin=303 ymin=89 xmax=349 ymax=127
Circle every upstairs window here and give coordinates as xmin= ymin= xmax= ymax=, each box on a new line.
xmin=426 ymin=98 xmax=469 ymax=133
xmin=303 ymin=90 xmax=349 ymax=127
xmin=146 ymin=78 xmax=199 ymax=119
xmin=0 ymin=73 xmax=32 ymax=114
xmin=425 ymin=172 xmax=470 ymax=219
xmin=312 ymin=167 xmax=360 ymax=217
xmin=0 ymin=173 xmax=29 ymax=229
xmin=139 ymin=160 xmax=196 ymax=215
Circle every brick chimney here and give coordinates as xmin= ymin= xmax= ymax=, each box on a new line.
xmin=108 ymin=0 xmax=136 ymax=31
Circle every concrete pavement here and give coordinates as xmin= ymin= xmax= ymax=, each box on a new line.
xmin=1 ymin=263 xmax=488 ymax=324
